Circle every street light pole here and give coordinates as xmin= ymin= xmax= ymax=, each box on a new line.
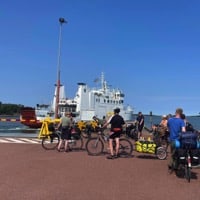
xmin=55 ymin=17 xmax=67 ymax=119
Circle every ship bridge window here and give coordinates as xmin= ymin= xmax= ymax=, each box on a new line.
xmin=104 ymin=99 xmax=106 ymax=103
xmin=107 ymin=100 xmax=109 ymax=103
xmin=117 ymin=93 xmax=124 ymax=97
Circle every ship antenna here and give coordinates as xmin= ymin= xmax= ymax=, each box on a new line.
xmin=101 ymin=72 xmax=106 ymax=91
xmin=55 ymin=17 xmax=67 ymax=119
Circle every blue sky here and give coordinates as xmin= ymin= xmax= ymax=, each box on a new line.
xmin=1 ymin=0 xmax=200 ymax=115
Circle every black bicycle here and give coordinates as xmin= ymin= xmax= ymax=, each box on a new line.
xmin=125 ymin=122 xmax=138 ymax=140
xmin=42 ymin=127 xmax=83 ymax=151
xmin=169 ymin=132 xmax=200 ymax=182
xmin=171 ymin=148 xmax=195 ymax=182
xmin=85 ymin=129 xmax=133 ymax=157
xmin=41 ymin=131 xmax=60 ymax=150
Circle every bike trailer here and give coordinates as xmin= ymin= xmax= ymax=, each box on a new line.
xmin=135 ymin=140 xmax=156 ymax=154
xmin=180 ymin=132 xmax=199 ymax=149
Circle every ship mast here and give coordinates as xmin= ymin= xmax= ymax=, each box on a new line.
xmin=101 ymin=72 xmax=106 ymax=92
xmin=55 ymin=17 xmax=67 ymax=119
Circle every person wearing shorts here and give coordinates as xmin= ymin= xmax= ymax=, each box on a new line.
xmin=57 ymin=112 xmax=73 ymax=152
xmin=103 ymin=108 xmax=125 ymax=159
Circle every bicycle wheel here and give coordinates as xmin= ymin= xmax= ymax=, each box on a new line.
xmin=69 ymin=136 xmax=83 ymax=151
xmin=42 ymin=132 xmax=60 ymax=150
xmin=119 ymin=138 xmax=133 ymax=157
xmin=85 ymin=137 xmax=104 ymax=156
xmin=130 ymin=129 xmax=138 ymax=140
xmin=185 ymin=166 xmax=191 ymax=182
xmin=156 ymin=146 xmax=167 ymax=160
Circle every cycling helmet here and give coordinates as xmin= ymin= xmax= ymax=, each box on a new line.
xmin=114 ymin=108 xmax=120 ymax=113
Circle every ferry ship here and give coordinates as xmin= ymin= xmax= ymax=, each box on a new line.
xmin=20 ymin=73 xmax=134 ymax=128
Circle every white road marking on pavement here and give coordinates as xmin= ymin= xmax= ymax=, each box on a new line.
xmin=5 ymin=138 xmax=27 ymax=143
xmin=19 ymin=138 xmax=41 ymax=144
xmin=0 ymin=138 xmax=41 ymax=144
xmin=0 ymin=139 xmax=10 ymax=143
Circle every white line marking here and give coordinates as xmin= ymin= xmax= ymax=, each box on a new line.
xmin=0 ymin=139 xmax=10 ymax=143
xmin=19 ymin=138 xmax=40 ymax=144
xmin=5 ymin=138 xmax=26 ymax=143
xmin=0 ymin=137 xmax=42 ymax=144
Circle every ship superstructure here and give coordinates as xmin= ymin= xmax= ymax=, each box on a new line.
xmin=57 ymin=73 xmax=133 ymax=121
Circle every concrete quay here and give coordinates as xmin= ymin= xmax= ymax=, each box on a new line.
xmin=0 ymin=141 xmax=200 ymax=200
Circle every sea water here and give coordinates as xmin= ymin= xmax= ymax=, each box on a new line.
xmin=0 ymin=116 xmax=39 ymax=137
xmin=0 ymin=115 xmax=200 ymax=137
xmin=133 ymin=115 xmax=200 ymax=131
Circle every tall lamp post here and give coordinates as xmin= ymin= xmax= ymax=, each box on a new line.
xmin=55 ymin=17 xmax=67 ymax=119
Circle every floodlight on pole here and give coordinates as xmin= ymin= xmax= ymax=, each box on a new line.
xmin=55 ymin=17 xmax=67 ymax=119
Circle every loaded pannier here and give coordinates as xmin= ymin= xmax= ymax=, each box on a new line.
xmin=180 ymin=132 xmax=198 ymax=149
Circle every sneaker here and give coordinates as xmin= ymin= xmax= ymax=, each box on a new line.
xmin=114 ymin=154 xmax=120 ymax=158
xmin=168 ymin=164 xmax=178 ymax=171
xmin=168 ymin=165 xmax=172 ymax=170
xmin=65 ymin=148 xmax=72 ymax=152
xmin=107 ymin=155 xmax=115 ymax=159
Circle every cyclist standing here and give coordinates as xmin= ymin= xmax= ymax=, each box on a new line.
xmin=136 ymin=111 xmax=145 ymax=140
xmin=57 ymin=112 xmax=73 ymax=152
xmin=167 ymin=108 xmax=186 ymax=169
xmin=103 ymin=108 xmax=125 ymax=159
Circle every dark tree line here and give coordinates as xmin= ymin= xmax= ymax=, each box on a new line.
xmin=0 ymin=102 xmax=24 ymax=115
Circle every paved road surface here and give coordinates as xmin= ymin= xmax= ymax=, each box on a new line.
xmin=0 ymin=141 xmax=200 ymax=200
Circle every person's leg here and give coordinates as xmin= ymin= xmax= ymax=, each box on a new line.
xmin=140 ymin=125 xmax=143 ymax=137
xmin=64 ymin=140 xmax=69 ymax=152
xmin=109 ymin=138 xmax=114 ymax=156
xmin=115 ymin=137 xmax=120 ymax=156
xmin=138 ymin=126 xmax=142 ymax=139
xmin=57 ymin=139 xmax=63 ymax=151
xmin=168 ymin=142 xmax=173 ymax=168
xmin=107 ymin=138 xmax=115 ymax=159
xmin=65 ymin=129 xmax=71 ymax=152
xmin=168 ymin=141 xmax=177 ymax=170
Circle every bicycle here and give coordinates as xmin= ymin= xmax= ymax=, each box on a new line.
xmin=125 ymin=122 xmax=138 ymax=140
xmin=169 ymin=132 xmax=200 ymax=182
xmin=41 ymin=130 xmax=60 ymax=150
xmin=80 ymin=121 xmax=100 ymax=139
xmin=85 ymin=129 xmax=133 ymax=157
xmin=153 ymin=128 xmax=170 ymax=150
xmin=66 ymin=129 xmax=84 ymax=151
xmin=170 ymin=147 xmax=194 ymax=182
xmin=42 ymin=126 xmax=83 ymax=151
